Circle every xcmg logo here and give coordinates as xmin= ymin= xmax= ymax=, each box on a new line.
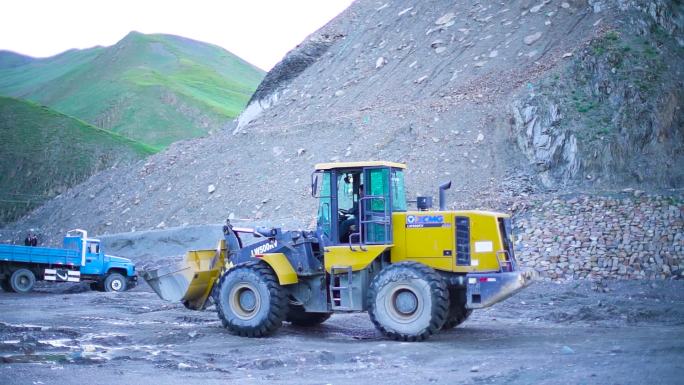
xmin=406 ymin=215 xmax=448 ymax=228
xmin=406 ymin=215 xmax=444 ymax=224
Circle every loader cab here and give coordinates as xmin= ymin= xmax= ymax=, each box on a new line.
xmin=312 ymin=161 xmax=407 ymax=246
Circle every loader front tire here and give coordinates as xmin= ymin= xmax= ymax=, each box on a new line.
xmin=442 ymin=287 xmax=472 ymax=329
xmin=286 ymin=305 xmax=331 ymax=327
xmin=214 ymin=260 xmax=287 ymax=337
xmin=368 ymin=262 xmax=449 ymax=341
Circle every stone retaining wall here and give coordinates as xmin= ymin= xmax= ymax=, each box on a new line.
xmin=514 ymin=194 xmax=683 ymax=280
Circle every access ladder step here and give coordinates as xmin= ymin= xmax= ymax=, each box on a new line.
xmin=330 ymin=265 xmax=354 ymax=310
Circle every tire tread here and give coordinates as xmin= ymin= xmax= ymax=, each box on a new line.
xmin=442 ymin=287 xmax=472 ymax=329
xmin=368 ymin=261 xmax=449 ymax=341
xmin=214 ymin=260 xmax=288 ymax=337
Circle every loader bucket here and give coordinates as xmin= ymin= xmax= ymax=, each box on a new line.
xmin=142 ymin=241 xmax=227 ymax=310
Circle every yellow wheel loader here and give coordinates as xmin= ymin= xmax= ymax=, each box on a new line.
xmin=143 ymin=161 xmax=534 ymax=341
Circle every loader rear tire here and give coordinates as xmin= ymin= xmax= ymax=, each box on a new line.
xmin=214 ymin=260 xmax=287 ymax=337
xmin=442 ymin=288 xmax=472 ymax=329
xmin=368 ymin=262 xmax=449 ymax=341
xmin=286 ymin=305 xmax=331 ymax=327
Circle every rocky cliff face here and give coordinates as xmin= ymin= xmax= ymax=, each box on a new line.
xmin=511 ymin=0 xmax=683 ymax=189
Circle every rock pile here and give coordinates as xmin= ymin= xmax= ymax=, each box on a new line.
xmin=515 ymin=194 xmax=683 ymax=281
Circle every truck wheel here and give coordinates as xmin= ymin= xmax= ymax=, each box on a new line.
xmin=442 ymin=288 xmax=472 ymax=329
xmin=0 ymin=279 xmax=15 ymax=292
xmin=214 ymin=260 xmax=287 ymax=337
xmin=368 ymin=262 xmax=449 ymax=341
xmin=286 ymin=305 xmax=331 ymax=326
xmin=104 ymin=273 xmax=127 ymax=292
xmin=10 ymin=268 xmax=36 ymax=293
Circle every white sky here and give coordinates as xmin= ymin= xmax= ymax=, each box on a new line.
xmin=0 ymin=0 xmax=354 ymax=70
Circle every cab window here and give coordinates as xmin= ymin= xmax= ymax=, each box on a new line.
xmin=391 ymin=169 xmax=407 ymax=211
xmin=316 ymin=172 xmax=332 ymax=239
xmin=365 ymin=168 xmax=389 ymax=212
xmin=88 ymin=242 xmax=100 ymax=254
xmin=363 ymin=168 xmax=391 ymax=244
xmin=337 ymin=173 xmax=355 ymax=212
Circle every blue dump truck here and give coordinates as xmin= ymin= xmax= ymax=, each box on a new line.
xmin=0 ymin=229 xmax=136 ymax=293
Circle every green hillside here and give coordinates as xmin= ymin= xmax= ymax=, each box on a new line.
xmin=0 ymin=32 xmax=265 ymax=148
xmin=0 ymin=96 xmax=155 ymax=224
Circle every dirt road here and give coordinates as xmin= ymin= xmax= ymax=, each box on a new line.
xmin=0 ymin=280 xmax=682 ymax=385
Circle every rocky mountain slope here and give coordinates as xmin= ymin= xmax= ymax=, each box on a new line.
xmin=3 ymin=0 xmax=683 ymax=278
xmin=0 ymin=32 xmax=265 ymax=148
xmin=0 ymin=96 xmax=154 ymax=224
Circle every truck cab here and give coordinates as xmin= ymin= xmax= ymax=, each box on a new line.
xmin=64 ymin=229 xmax=136 ymax=291
xmin=63 ymin=231 xmax=134 ymax=277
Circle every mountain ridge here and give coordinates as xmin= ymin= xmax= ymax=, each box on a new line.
xmin=0 ymin=31 xmax=265 ymax=148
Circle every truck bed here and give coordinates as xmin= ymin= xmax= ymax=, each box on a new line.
xmin=0 ymin=244 xmax=81 ymax=267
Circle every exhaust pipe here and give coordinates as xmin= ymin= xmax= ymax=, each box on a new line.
xmin=439 ymin=181 xmax=451 ymax=211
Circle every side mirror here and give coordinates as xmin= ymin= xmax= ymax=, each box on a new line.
xmin=311 ymin=171 xmax=325 ymax=198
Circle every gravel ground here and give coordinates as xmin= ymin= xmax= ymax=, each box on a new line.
xmin=0 ymin=279 xmax=682 ymax=385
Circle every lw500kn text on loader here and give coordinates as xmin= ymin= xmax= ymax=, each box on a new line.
xmin=144 ymin=161 xmax=534 ymax=341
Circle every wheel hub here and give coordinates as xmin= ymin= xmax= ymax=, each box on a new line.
xmin=229 ymin=283 xmax=261 ymax=320
xmin=111 ymin=279 xmax=122 ymax=291
xmin=239 ymin=289 xmax=257 ymax=311
xmin=393 ymin=289 xmax=418 ymax=315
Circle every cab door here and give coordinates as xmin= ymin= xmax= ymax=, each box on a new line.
xmin=80 ymin=241 xmax=103 ymax=275
xmin=361 ymin=167 xmax=392 ymax=245
xmin=313 ymin=171 xmax=334 ymax=242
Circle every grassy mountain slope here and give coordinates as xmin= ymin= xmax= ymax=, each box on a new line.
xmin=0 ymin=32 xmax=265 ymax=147
xmin=0 ymin=96 xmax=154 ymax=224
xmin=0 ymin=48 xmax=104 ymax=94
